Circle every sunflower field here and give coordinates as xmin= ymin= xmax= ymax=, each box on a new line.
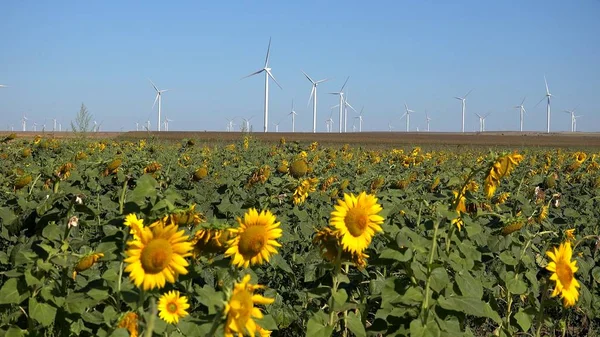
xmin=0 ymin=133 xmax=600 ymax=337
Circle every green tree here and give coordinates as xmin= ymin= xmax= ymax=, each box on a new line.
xmin=71 ymin=103 xmax=93 ymax=135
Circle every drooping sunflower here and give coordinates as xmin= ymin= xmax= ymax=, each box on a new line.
xmin=192 ymin=227 xmax=230 ymax=257
xmin=329 ymin=192 xmax=384 ymax=254
xmin=117 ymin=312 xmax=139 ymax=337
xmin=313 ymin=227 xmax=368 ymax=268
xmin=124 ymin=223 xmax=193 ymax=290
xmin=124 ymin=214 xmax=144 ymax=240
xmin=158 ymin=290 xmax=190 ymax=324
xmin=565 ymin=229 xmax=575 ymax=242
xmin=72 ymin=252 xmax=104 ymax=279
xmin=225 ymin=209 xmax=282 ymax=268
xmin=223 ymin=274 xmax=274 ymax=337
xmin=546 ymin=241 xmax=580 ymax=307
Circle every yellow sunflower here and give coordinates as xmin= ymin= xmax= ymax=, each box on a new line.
xmin=192 ymin=228 xmax=230 ymax=257
xmin=565 ymin=229 xmax=575 ymax=242
xmin=225 ymin=209 xmax=282 ymax=269
xmin=117 ymin=312 xmax=139 ymax=337
xmin=124 ymin=224 xmax=193 ymax=290
xmin=124 ymin=214 xmax=144 ymax=239
xmin=224 ymin=275 xmax=274 ymax=337
xmin=329 ymin=192 xmax=384 ymax=254
xmin=158 ymin=290 xmax=190 ymax=324
xmin=546 ymin=241 xmax=580 ymax=307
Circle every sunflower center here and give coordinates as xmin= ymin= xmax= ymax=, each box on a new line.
xmin=238 ymin=226 xmax=267 ymax=258
xmin=167 ymin=302 xmax=178 ymax=313
xmin=140 ymin=239 xmax=173 ymax=274
xmin=345 ymin=207 xmax=369 ymax=237
xmin=556 ymin=260 xmax=573 ymax=288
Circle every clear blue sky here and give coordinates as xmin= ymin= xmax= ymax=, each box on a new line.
xmin=1 ymin=0 xmax=599 ymax=133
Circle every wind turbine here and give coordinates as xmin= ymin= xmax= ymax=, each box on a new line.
xmin=475 ymin=113 xmax=484 ymax=132
xmin=573 ymin=115 xmax=582 ymax=132
xmin=454 ymin=89 xmax=472 ymax=133
xmin=33 ymin=122 xmax=37 ymax=132
xmin=481 ymin=113 xmax=491 ymax=132
xmin=149 ymin=80 xmax=169 ymax=132
xmin=21 ymin=115 xmax=27 ymax=132
xmin=425 ymin=112 xmax=432 ymax=132
xmin=563 ymin=106 xmax=578 ymax=132
xmin=401 ymin=103 xmax=415 ymax=132
xmin=329 ymin=77 xmax=350 ymax=133
xmin=355 ymin=107 xmax=364 ymax=132
xmin=326 ymin=109 xmax=334 ymax=133
xmin=534 ymin=76 xmax=553 ymax=133
xmin=242 ymin=37 xmax=282 ymax=133
xmin=225 ymin=118 xmax=235 ymax=132
xmin=287 ymin=99 xmax=297 ymax=133
xmin=241 ymin=117 xmax=254 ymax=132
xmin=93 ymin=121 xmax=98 ymax=132
xmin=343 ymin=90 xmax=357 ymax=133
xmin=136 ymin=122 xmax=139 ymax=131
xmin=303 ymin=71 xmax=328 ymax=133
xmin=52 ymin=118 xmax=57 ymax=132
xmin=513 ymin=97 xmax=527 ymax=132
xmin=272 ymin=121 xmax=281 ymax=133
xmin=146 ymin=120 xmax=151 ymax=131
xmin=163 ymin=117 xmax=173 ymax=131
xmin=388 ymin=121 xmax=394 ymax=132
xmin=58 ymin=123 xmax=62 ymax=132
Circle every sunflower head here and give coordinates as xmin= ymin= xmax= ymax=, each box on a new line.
xmin=14 ymin=175 xmax=32 ymax=190
xmin=117 ymin=312 xmax=139 ymax=337
xmin=225 ymin=209 xmax=283 ymax=269
xmin=73 ymin=252 xmax=104 ymax=279
xmin=158 ymin=290 xmax=190 ymax=324
xmin=546 ymin=241 xmax=580 ymax=307
xmin=224 ymin=275 xmax=274 ymax=337
xmin=313 ymin=227 xmax=368 ymax=268
xmin=192 ymin=227 xmax=230 ymax=257
xmin=193 ymin=167 xmax=209 ymax=181
xmin=329 ymin=192 xmax=385 ymax=255
xmin=124 ymin=223 xmax=193 ymax=290
xmin=289 ymin=160 xmax=308 ymax=178
xmin=124 ymin=214 xmax=144 ymax=239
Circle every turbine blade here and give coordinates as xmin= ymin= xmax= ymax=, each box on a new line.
xmin=316 ymin=78 xmax=329 ymax=84
xmin=308 ymin=86 xmax=315 ymax=107
xmin=149 ymin=79 xmax=159 ymax=92
xmin=464 ymin=89 xmax=473 ymax=98
xmin=152 ymin=93 xmax=159 ymax=109
xmin=404 ymin=103 xmax=408 ymax=111
xmin=454 ymin=97 xmax=462 ymax=100
xmin=346 ymin=102 xmax=357 ymax=112
xmin=520 ymin=97 xmax=526 ymax=105
xmin=242 ymin=69 xmax=265 ymax=79
xmin=533 ymin=96 xmax=545 ymax=108
xmin=340 ymin=76 xmax=350 ymax=91
xmin=302 ymin=70 xmax=315 ymax=84
xmin=266 ymin=70 xmax=283 ymax=89
xmin=265 ymin=37 xmax=272 ymax=67
xmin=544 ymin=75 xmax=549 ymax=94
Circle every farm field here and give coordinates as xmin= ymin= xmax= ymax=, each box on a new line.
xmin=0 ymin=133 xmax=599 ymax=337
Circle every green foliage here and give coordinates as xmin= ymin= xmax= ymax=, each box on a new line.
xmin=71 ymin=103 xmax=93 ymax=135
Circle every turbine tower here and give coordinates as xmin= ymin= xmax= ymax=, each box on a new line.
xmin=150 ymin=79 xmax=169 ymax=132
xmin=425 ymin=112 xmax=432 ymax=132
xmin=21 ymin=115 xmax=27 ymax=132
xmin=514 ymin=97 xmax=527 ymax=132
xmin=573 ymin=115 xmax=582 ymax=132
xmin=328 ymin=77 xmax=349 ymax=133
xmin=481 ymin=113 xmax=491 ymax=132
xmin=355 ymin=107 xmax=364 ymax=132
xmin=242 ymin=37 xmax=282 ymax=133
xmin=401 ymin=103 xmax=415 ymax=132
xmin=454 ymin=89 xmax=472 ymax=133
xmin=563 ymin=106 xmax=578 ymax=132
xmin=288 ymin=99 xmax=297 ymax=133
xmin=475 ymin=113 xmax=484 ymax=132
xmin=343 ymin=91 xmax=357 ymax=133
xmin=535 ymin=76 xmax=553 ymax=133
xmin=303 ymin=71 xmax=328 ymax=133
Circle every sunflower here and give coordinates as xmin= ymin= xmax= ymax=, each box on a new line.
xmin=293 ymin=178 xmax=319 ymax=205
xmin=192 ymin=227 xmax=230 ymax=257
xmin=546 ymin=241 xmax=580 ymax=307
xmin=72 ymin=252 xmax=104 ymax=279
xmin=313 ymin=227 xmax=368 ymax=268
xmin=225 ymin=209 xmax=282 ymax=269
xmin=124 ymin=224 xmax=193 ymax=290
xmin=484 ymin=153 xmax=524 ymax=199
xmin=223 ymin=275 xmax=274 ymax=337
xmin=565 ymin=229 xmax=575 ymax=242
xmin=124 ymin=214 xmax=144 ymax=240
xmin=158 ymin=290 xmax=190 ymax=324
xmin=329 ymin=192 xmax=384 ymax=254
xmin=117 ymin=312 xmax=139 ymax=337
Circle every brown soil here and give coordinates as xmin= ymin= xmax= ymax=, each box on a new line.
xmin=4 ymin=131 xmax=600 ymax=149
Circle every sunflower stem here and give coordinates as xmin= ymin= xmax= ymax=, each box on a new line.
xmin=329 ymin=246 xmax=343 ymax=327
xmin=421 ymin=218 xmax=440 ymax=323
xmin=572 ymin=235 xmax=599 ymax=251
xmin=535 ymin=280 xmax=549 ymax=337
xmin=206 ymin=313 xmax=222 ymax=336
xmin=119 ymin=178 xmax=128 ymax=215
xmin=143 ymin=298 xmax=157 ymax=337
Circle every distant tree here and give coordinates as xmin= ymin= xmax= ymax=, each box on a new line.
xmin=71 ymin=103 xmax=93 ymax=135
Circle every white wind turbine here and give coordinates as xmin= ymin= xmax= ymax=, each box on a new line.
xmin=225 ymin=118 xmax=235 ymax=132
xmin=573 ymin=115 xmax=583 ymax=132
xmin=401 ymin=103 xmax=415 ymax=132
xmin=355 ymin=107 xmax=364 ymax=132
xmin=145 ymin=120 xmax=151 ymax=131
xmin=21 ymin=114 xmax=27 ymax=132
xmin=303 ymin=71 xmax=329 ymax=133
xmin=563 ymin=106 xmax=578 ymax=132
xmin=241 ymin=117 xmax=254 ymax=132
xmin=425 ymin=112 xmax=432 ymax=132
xmin=52 ymin=118 xmax=57 ymax=132
xmin=272 ymin=121 xmax=281 ymax=133
xmin=475 ymin=113 xmax=484 ymax=132
xmin=242 ymin=37 xmax=282 ymax=133
xmin=136 ymin=122 xmax=139 ymax=131
xmin=514 ymin=97 xmax=527 ymax=132
xmin=534 ymin=76 xmax=553 ymax=133
xmin=33 ymin=122 xmax=37 ymax=132
xmin=163 ymin=117 xmax=173 ymax=131
xmin=150 ymin=79 xmax=169 ymax=132
xmin=329 ymin=77 xmax=350 ymax=133
xmin=454 ymin=89 xmax=473 ymax=133
xmin=481 ymin=113 xmax=491 ymax=132
xmin=388 ymin=121 xmax=394 ymax=132
xmin=288 ymin=100 xmax=297 ymax=133
xmin=58 ymin=123 xmax=62 ymax=132
xmin=343 ymin=90 xmax=357 ymax=133
xmin=93 ymin=121 xmax=98 ymax=132
xmin=326 ymin=109 xmax=335 ymax=133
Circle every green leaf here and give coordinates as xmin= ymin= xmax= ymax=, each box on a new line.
xmin=129 ymin=174 xmax=158 ymax=205
xmin=456 ymin=272 xmax=483 ymax=299
xmin=410 ymin=319 xmax=441 ymax=337
xmin=437 ymin=295 xmax=502 ymax=324
xmin=0 ymin=207 xmax=17 ymax=225
xmin=0 ymin=278 xmax=20 ymax=304
xmin=379 ymin=248 xmax=413 ymax=262
xmin=591 ymin=267 xmax=600 ymax=284
xmin=109 ymin=328 xmax=130 ymax=337
xmin=306 ymin=312 xmax=333 ymax=337
xmin=514 ymin=308 xmax=534 ymax=332
xmin=270 ymin=254 xmax=294 ymax=274
xmin=499 ymin=251 xmax=518 ymax=266
xmin=42 ymin=223 xmax=62 ymax=241
xmin=332 ymin=288 xmax=348 ymax=311
xmin=29 ymin=297 xmax=57 ymax=327
xmin=256 ymin=314 xmax=278 ymax=331
xmin=5 ymin=327 xmax=26 ymax=337
xmin=346 ymin=312 xmax=366 ymax=337
xmin=506 ymin=278 xmax=528 ymax=295
xmin=430 ymin=267 xmax=449 ymax=293
xmin=65 ymin=293 xmax=92 ymax=314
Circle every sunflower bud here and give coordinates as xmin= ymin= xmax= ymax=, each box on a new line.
xmin=501 ymin=220 xmax=525 ymax=235
xmin=289 ymin=160 xmax=308 ymax=178
xmin=192 ymin=167 xmax=208 ymax=181
xmin=21 ymin=148 xmax=32 ymax=158
xmin=72 ymin=253 xmax=104 ymax=279
xmin=14 ymin=175 xmax=32 ymax=190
